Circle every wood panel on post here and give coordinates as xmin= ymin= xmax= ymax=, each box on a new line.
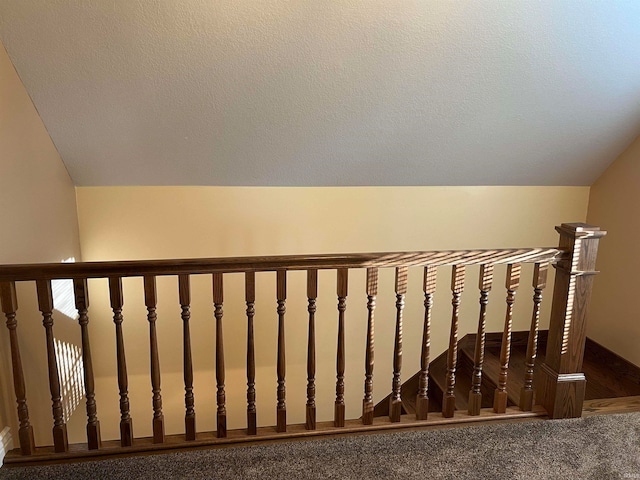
xmin=535 ymin=223 xmax=606 ymax=419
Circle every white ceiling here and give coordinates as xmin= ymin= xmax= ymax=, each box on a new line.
xmin=1 ymin=1 xmax=640 ymax=186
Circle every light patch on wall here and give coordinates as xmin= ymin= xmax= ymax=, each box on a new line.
xmin=55 ymin=339 xmax=84 ymax=423
xmin=52 ymin=257 xmax=78 ymax=320
xmin=52 ymin=257 xmax=84 ymax=422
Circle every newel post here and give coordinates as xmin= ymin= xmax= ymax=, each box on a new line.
xmin=535 ymin=223 xmax=606 ymax=419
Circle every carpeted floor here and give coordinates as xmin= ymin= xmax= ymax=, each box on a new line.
xmin=1 ymin=413 xmax=639 ymax=479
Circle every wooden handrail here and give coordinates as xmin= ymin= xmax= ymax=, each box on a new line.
xmin=0 ymin=224 xmax=607 ymax=466
xmin=0 ymin=248 xmax=564 ymax=281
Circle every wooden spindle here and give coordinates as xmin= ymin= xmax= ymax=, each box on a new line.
xmin=468 ymin=265 xmax=493 ymax=416
xmin=520 ymin=263 xmax=548 ymax=411
xmin=443 ymin=265 xmax=465 ymax=418
xmin=245 ymin=272 xmax=257 ymax=435
xmin=335 ymin=268 xmax=348 ymax=427
xmin=144 ymin=276 xmax=164 ymax=443
xmin=389 ymin=266 xmax=408 ymax=423
xmin=109 ymin=276 xmax=133 ymax=447
xmin=494 ymin=263 xmax=521 ymax=413
xmin=362 ymin=267 xmax=378 ymax=425
xmin=73 ymin=279 xmax=101 ymax=449
xmin=0 ymin=282 xmax=35 ymax=455
xmin=276 ymin=270 xmax=287 ymax=432
xmin=306 ymin=269 xmax=318 ymax=430
xmin=213 ymin=273 xmax=226 ymax=438
xmin=179 ymin=274 xmax=196 ymax=441
xmin=416 ymin=266 xmax=437 ymax=420
xmin=35 ymin=279 xmax=69 ymax=453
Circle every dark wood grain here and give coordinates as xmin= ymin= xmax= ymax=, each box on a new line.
xmin=335 ymin=268 xmax=348 ymax=427
xmin=245 ymin=272 xmax=257 ymax=435
xmin=494 ymin=264 xmax=520 ymax=413
xmin=0 ymin=281 xmax=35 ymax=455
xmin=0 ymin=248 xmax=564 ymax=282
xmin=416 ymin=266 xmax=436 ymax=420
xmin=362 ymin=267 xmax=378 ymax=425
xmin=36 ymin=279 xmax=69 ymax=453
xmin=178 ymin=274 xmax=196 ymax=441
xmin=520 ymin=263 xmax=547 ymax=411
xmin=536 ymin=223 xmax=606 ymax=419
xmin=276 ymin=270 xmax=287 ymax=432
xmin=213 ymin=273 xmax=226 ymax=438
xmin=469 ymin=264 xmax=493 ymax=416
xmin=443 ymin=265 xmax=465 ymax=418
xmin=73 ymin=278 xmax=101 ymax=449
xmin=389 ymin=266 xmax=408 ymax=423
xmin=109 ymin=276 xmax=133 ymax=447
xmin=306 ymin=269 xmax=317 ymax=430
xmin=144 ymin=276 xmax=165 ymax=444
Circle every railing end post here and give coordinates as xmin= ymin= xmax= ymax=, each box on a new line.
xmin=536 ymin=223 xmax=605 ymax=419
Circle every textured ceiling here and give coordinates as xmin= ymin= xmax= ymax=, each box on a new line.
xmin=1 ymin=1 xmax=640 ymax=186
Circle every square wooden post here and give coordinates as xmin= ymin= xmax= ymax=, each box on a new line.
xmin=535 ymin=223 xmax=606 ymax=419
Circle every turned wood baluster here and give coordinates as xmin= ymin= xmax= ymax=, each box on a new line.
xmin=109 ymin=276 xmax=133 ymax=447
xmin=389 ymin=266 xmax=408 ymax=423
xmin=178 ymin=274 xmax=196 ymax=441
xmin=362 ymin=267 xmax=378 ymax=425
xmin=443 ymin=265 xmax=465 ymax=418
xmin=213 ymin=273 xmax=227 ymax=438
xmin=0 ymin=282 xmax=35 ymax=455
xmin=144 ymin=276 xmax=165 ymax=443
xmin=335 ymin=268 xmax=348 ymax=427
xmin=306 ymin=269 xmax=318 ymax=430
xmin=276 ymin=270 xmax=287 ymax=432
xmin=416 ymin=266 xmax=437 ymax=420
xmin=35 ymin=279 xmax=69 ymax=453
xmin=468 ymin=265 xmax=494 ymax=416
xmin=494 ymin=263 xmax=521 ymax=413
xmin=36 ymin=280 xmax=69 ymax=453
xmin=245 ymin=272 xmax=257 ymax=435
xmin=520 ymin=263 xmax=548 ymax=411
xmin=73 ymin=279 xmax=101 ymax=449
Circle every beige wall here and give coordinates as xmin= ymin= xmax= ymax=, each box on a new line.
xmin=0 ymin=42 xmax=81 ymax=447
xmin=587 ymin=135 xmax=640 ymax=367
xmin=73 ymin=186 xmax=588 ymax=442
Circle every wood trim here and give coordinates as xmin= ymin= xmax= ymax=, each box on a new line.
xmin=0 ymin=248 xmax=564 ymax=281
xmin=2 ymin=407 xmax=546 ymax=467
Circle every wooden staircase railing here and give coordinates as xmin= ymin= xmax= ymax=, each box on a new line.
xmin=0 ymin=223 xmax=605 ymax=465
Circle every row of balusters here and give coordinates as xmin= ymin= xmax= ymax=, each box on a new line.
xmin=0 ymin=261 xmax=548 ymax=455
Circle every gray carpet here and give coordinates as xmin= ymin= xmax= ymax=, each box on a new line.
xmin=1 ymin=413 xmax=639 ymax=479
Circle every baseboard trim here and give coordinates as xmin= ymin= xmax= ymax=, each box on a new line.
xmin=0 ymin=427 xmax=13 ymax=464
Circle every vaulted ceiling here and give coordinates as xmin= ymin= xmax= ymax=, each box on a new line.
xmin=1 ymin=1 xmax=639 ymax=186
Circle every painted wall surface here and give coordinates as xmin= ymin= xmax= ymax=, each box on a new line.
xmin=0 ymin=42 xmax=82 ymax=447
xmin=587 ymin=135 xmax=640 ymax=367
xmin=73 ymin=186 xmax=589 ymax=442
